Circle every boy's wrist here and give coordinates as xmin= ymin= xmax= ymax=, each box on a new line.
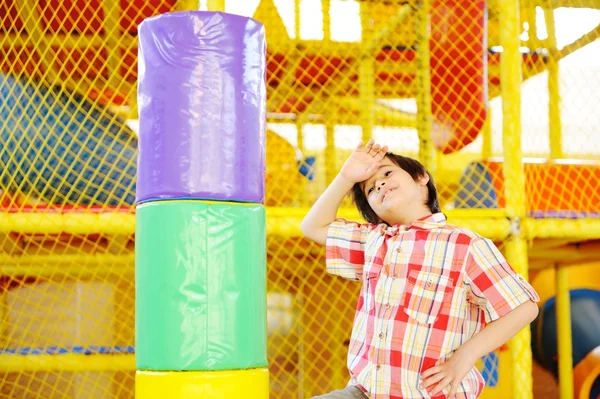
xmin=454 ymin=343 xmax=479 ymax=365
xmin=333 ymin=173 xmax=357 ymax=189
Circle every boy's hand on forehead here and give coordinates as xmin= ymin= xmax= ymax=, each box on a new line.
xmin=339 ymin=139 xmax=388 ymax=184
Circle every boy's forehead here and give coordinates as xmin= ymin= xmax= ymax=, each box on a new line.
xmin=374 ymin=158 xmax=396 ymax=172
xmin=363 ymin=158 xmax=397 ymax=187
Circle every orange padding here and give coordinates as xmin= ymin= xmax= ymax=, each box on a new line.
xmin=482 ymin=160 xmax=600 ymax=215
xmin=574 ymin=346 xmax=600 ymax=399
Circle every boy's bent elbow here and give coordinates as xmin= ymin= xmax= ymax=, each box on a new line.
xmin=300 ymin=219 xmax=328 ymax=246
xmin=523 ymin=300 xmax=539 ymax=323
xmin=510 ymin=301 xmax=539 ymax=327
xmin=300 ymin=220 xmax=310 ymax=239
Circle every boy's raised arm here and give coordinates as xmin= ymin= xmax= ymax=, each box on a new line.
xmin=300 ymin=139 xmax=387 ymax=245
xmin=300 ymin=174 xmax=355 ymax=245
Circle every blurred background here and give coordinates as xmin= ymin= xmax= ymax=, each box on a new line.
xmin=0 ymin=0 xmax=599 ymax=398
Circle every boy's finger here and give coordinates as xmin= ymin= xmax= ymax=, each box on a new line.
xmin=356 ymin=141 xmax=364 ymax=150
xmin=449 ymin=382 xmax=458 ymax=397
xmin=367 ymin=162 xmax=380 ymax=172
xmin=420 ymin=365 xmax=442 ymax=379
xmin=420 ymin=372 xmax=444 ymax=389
xmin=369 ymin=144 xmax=381 ymax=155
xmin=366 ymin=145 xmax=378 ymax=155
xmin=374 ymin=146 xmax=388 ymax=160
xmin=430 ymin=377 xmax=451 ymax=396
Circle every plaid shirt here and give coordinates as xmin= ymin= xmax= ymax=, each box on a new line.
xmin=326 ymin=213 xmax=539 ymax=399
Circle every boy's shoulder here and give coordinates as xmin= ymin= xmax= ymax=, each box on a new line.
xmin=436 ymin=222 xmax=486 ymax=243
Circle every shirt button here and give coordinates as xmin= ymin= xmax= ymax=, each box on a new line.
xmin=426 ymin=281 xmax=433 ymax=288
xmin=396 ymin=247 xmax=401 ymax=253
xmin=376 ymin=364 xmax=381 ymax=370
xmin=385 ymin=303 xmax=391 ymax=309
xmin=392 ymin=274 xmax=397 ymax=279
xmin=378 ymin=332 xmax=385 ymax=339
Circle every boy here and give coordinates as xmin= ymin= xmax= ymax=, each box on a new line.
xmin=301 ymin=140 xmax=539 ymax=398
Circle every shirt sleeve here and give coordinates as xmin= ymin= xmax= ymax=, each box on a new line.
xmin=325 ymin=219 xmax=373 ymax=281
xmin=464 ymin=237 xmax=540 ymax=323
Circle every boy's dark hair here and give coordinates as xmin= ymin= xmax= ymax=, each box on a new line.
xmin=351 ymin=153 xmax=441 ymax=224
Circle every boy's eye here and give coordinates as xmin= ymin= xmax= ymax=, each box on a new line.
xmin=385 ymin=170 xmax=392 ymax=177
xmin=367 ymin=187 xmax=374 ymax=194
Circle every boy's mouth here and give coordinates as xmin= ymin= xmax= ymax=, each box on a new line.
xmin=381 ymin=187 xmax=397 ymax=203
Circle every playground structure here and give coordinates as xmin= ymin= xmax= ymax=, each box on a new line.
xmin=0 ymin=0 xmax=599 ymax=398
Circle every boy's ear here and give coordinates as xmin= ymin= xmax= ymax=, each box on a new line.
xmin=419 ymin=174 xmax=430 ymax=186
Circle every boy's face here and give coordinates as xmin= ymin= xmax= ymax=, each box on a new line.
xmin=361 ymin=157 xmax=429 ymax=224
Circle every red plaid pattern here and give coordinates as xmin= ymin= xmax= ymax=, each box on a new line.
xmin=326 ymin=213 xmax=539 ymax=399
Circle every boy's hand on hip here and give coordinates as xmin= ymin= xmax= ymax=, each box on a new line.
xmin=419 ymin=349 xmax=477 ymax=397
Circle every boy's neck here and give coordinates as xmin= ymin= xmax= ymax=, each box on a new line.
xmin=387 ymin=207 xmax=433 ymax=226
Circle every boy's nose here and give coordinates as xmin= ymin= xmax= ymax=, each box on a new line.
xmin=377 ymin=181 xmax=386 ymax=191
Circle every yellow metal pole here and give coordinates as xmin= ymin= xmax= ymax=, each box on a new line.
xmin=504 ymin=237 xmax=535 ymax=399
xmin=325 ymin=122 xmax=336 ymax=184
xmin=296 ymin=120 xmax=309 ymax=207
xmin=129 ymin=82 xmax=139 ymax=119
xmin=527 ymin=4 xmax=539 ymax=49
xmin=295 ymin=0 xmax=301 ymax=39
xmin=500 ymin=1 xmax=526 ymax=220
xmin=0 ymin=292 xmax=7 ymax=347
xmin=101 ymin=0 xmax=123 ymax=89
xmin=364 ymin=4 xmax=412 ymax=54
xmin=0 ymin=212 xmax=136 ymax=234
xmin=0 ymin=254 xmax=134 ymax=278
xmin=482 ymin=108 xmax=493 ymax=159
xmin=359 ymin=3 xmax=375 ymax=143
xmin=557 ymin=24 xmax=600 ymax=62
xmin=499 ymin=1 xmax=534 ymax=399
xmin=206 ymin=0 xmax=225 ymax=12
xmin=556 ymin=264 xmax=575 ymax=399
xmin=323 ymin=0 xmax=331 ymax=43
xmin=358 ymin=59 xmax=375 ymax=143
xmin=176 ymin=0 xmax=199 ymax=11
xmin=0 ymin=354 xmax=135 ymax=372
xmin=415 ymin=0 xmax=435 ymax=174
xmin=544 ymin=4 xmax=563 ymax=159
xmin=525 ymin=218 xmax=600 ymax=240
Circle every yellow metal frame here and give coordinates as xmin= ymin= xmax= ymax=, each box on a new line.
xmin=415 ymin=0 xmax=436 ymax=174
xmin=206 ymin=0 xmax=225 ymax=12
xmin=0 ymin=212 xmax=135 ymax=235
xmin=359 ymin=4 xmax=375 ymax=144
xmin=0 ymin=353 xmax=135 ymax=372
xmin=0 ymin=254 xmax=134 ymax=278
xmin=0 ymin=207 xmax=512 ymax=239
xmin=544 ymin=3 xmax=563 ymax=160
xmin=498 ymin=1 xmax=534 ymax=399
xmin=556 ymin=264 xmax=575 ymax=399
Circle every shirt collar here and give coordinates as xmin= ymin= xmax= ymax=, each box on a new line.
xmin=410 ymin=212 xmax=447 ymax=229
xmin=377 ymin=212 xmax=446 ymax=236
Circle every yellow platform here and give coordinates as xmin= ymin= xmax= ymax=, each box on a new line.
xmin=136 ymin=368 xmax=269 ymax=399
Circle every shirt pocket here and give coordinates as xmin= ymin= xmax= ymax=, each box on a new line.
xmin=402 ymin=269 xmax=454 ymax=325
